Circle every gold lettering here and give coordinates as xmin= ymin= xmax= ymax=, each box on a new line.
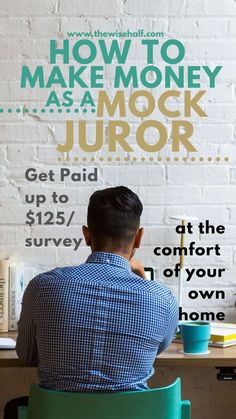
xmin=97 ymin=91 xmax=126 ymax=117
xmin=129 ymin=90 xmax=155 ymax=117
xmin=108 ymin=121 xmax=132 ymax=152
xmin=137 ymin=120 xmax=168 ymax=151
xmin=57 ymin=120 xmax=74 ymax=152
xmin=79 ymin=120 xmax=103 ymax=152
xmin=172 ymin=121 xmax=196 ymax=152
xmin=184 ymin=90 xmax=207 ymax=117
xmin=158 ymin=90 xmax=180 ymax=117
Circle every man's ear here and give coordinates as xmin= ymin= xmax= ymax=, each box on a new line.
xmin=133 ymin=227 xmax=144 ymax=249
xmin=82 ymin=225 xmax=91 ymax=246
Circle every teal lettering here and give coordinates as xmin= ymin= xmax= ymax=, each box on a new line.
xmin=73 ymin=40 xmax=97 ymax=64
xmin=114 ymin=66 xmax=138 ymax=88
xmin=141 ymin=40 xmax=159 ymax=64
xmin=45 ymin=66 xmax=67 ymax=88
xmin=161 ymin=39 xmax=185 ymax=64
xmin=188 ymin=66 xmax=201 ymax=88
xmin=165 ymin=66 xmax=184 ymax=88
xmin=21 ymin=66 xmax=44 ymax=88
xmin=68 ymin=66 xmax=87 ymax=87
xmin=62 ymin=91 xmax=73 ymax=107
xmin=99 ymin=39 xmax=131 ymax=64
xmin=80 ymin=91 xmax=95 ymax=107
xmin=203 ymin=66 xmax=222 ymax=88
xmin=140 ymin=66 xmax=162 ymax=87
xmin=50 ymin=40 xmax=69 ymax=64
xmin=91 ymin=66 xmax=104 ymax=87
xmin=46 ymin=91 xmax=60 ymax=106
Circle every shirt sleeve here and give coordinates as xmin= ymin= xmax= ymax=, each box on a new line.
xmin=16 ymin=276 xmax=39 ymax=365
xmin=157 ymin=292 xmax=179 ymax=355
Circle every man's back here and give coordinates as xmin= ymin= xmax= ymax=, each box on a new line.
xmin=16 ymin=252 xmax=178 ymax=392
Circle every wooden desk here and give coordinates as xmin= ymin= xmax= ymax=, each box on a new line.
xmin=0 ymin=334 xmax=236 ymax=368
xmin=156 ymin=343 xmax=236 ymax=367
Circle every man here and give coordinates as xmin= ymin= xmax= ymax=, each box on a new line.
xmin=4 ymin=186 xmax=178 ymax=418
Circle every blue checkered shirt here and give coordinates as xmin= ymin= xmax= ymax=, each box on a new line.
xmin=16 ymin=252 xmax=178 ymax=392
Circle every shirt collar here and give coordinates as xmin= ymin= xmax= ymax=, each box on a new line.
xmin=86 ymin=252 xmax=131 ymax=271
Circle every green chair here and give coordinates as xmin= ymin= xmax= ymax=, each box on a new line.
xmin=18 ymin=377 xmax=190 ymax=419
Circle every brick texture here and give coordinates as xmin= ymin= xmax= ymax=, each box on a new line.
xmin=0 ymin=2 xmax=236 ymax=418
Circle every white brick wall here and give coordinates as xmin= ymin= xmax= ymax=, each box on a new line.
xmin=0 ymin=0 xmax=235 ymax=315
xmin=0 ymin=2 xmax=236 ymax=416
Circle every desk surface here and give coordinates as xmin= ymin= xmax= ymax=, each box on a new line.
xmin=1 ymin=333 xmax=236 ymax=368
xmin=157 ymin=343 xmax=236 ymax=367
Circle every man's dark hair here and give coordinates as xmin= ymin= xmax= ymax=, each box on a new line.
xmin=87 ymin=186 xmax=143 ymax=250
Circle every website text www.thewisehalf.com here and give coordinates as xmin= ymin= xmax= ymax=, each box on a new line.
xmin=67 ymin=29 xmax=164 ymax=38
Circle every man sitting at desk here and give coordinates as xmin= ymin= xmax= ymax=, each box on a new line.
xmin=4 ymin=186 xmax=178 ymax=418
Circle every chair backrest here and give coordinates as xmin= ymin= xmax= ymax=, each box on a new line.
xmin=24 ymin=378 xmax=190 ymax=419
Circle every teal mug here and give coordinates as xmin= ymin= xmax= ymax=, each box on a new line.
xmin=179 ymin=321 xmax=211 ymax=354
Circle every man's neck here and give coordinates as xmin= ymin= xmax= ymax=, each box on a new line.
xmin=91 ymin=248 xmax=131 ymax=261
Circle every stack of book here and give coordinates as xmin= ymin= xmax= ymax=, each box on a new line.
xmin=209 ymin=323 xmax=236 ymax=348
xmin=174 ymin=322 xmax=236 ymax=348
xmin=0 ymin=259 xmax=26 ymax=332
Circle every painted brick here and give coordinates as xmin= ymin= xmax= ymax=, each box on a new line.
xmin=167 ymin=165 xmax=229 ymax=185
xmin=7 ymin=145 xmax=36 ymax=163
xmin=60 ymin=0 xmax=120 ymax=17
xmin=0 ymin=17 xmax=28 ymax=38
xmin=103 ymin=165 xmax=166 ymax=186
xmin=204 ymin=0 xmax=236 ymax=16
xmin=27 ymin=17 xmax=58 ymax=38
xmin=0 ymin=1 xmax=57 ymax=17
xmin=184 ymin=0 xmax=205 ymax=16
xmin=0 ymin=6 xmax=235 ymax=403
xmin=202 ymin=186 xmax=236 ymax=204
xmin=169 ymin=18 xmax=228 ymax=38
xmin=123 ymin=0 xmax=185 ymax=17
xmin=138 ymin=185 xmax=202 ymax=205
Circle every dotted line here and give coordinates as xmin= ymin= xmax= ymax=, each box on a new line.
xmin=0 ymin=108 xmax=230 ymax=165
xmin=57 ymin=156 xmax=230 ymax=162
xmin=0 ymin=108 xmax=96 ymax=114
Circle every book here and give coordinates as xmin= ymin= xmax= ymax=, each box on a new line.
xmin=8 ymin=263 xmax=25 ymax=331
xmin=174 ymin=322 xmax=236 ymax=348
xmin=0 ymin=337 xmax=16 ymax=349
xmin=209 ymin=340 xmax=236 ymax=348
xmin=0 ymin=259 xmax=10 ymax=333
xmin=210 ymin=323 xmax=236 ymax=343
